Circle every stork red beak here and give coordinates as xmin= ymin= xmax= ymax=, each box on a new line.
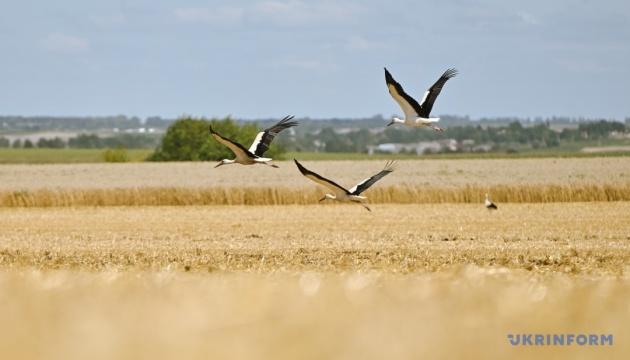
xmin=386 ymin=120 xmax=395 ymax=127
xmin=214 ymin=161 xmax=223 ymax=168
xmin=318 ymin=196 xmax=327 ymax=202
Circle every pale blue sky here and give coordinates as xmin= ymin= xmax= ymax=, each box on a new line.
xmin=1 ymin=0 xmax=628 ymax=119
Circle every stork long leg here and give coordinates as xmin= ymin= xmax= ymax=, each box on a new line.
xmin=352 ymin=199 xmax=371 ymax=212
xmin=259 ymin=161 xmax=279 ymax=168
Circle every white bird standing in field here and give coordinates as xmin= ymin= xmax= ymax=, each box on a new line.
xmin=294 ymin=159 xmax=396 ymax=212
xmin=485 ymin=193 xmax=498 ymax=210
xmin=384 ymin=67 xmax=458 ymax=132
xmin=210 ymin=115 xmax=297 ymax=168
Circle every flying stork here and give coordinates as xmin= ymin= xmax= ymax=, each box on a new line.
xmin=294 ymin=159 xmax=396 ymax=211
xmin=485 ymin=193 xmax=498 ymax=210
xmin=384 ymin=67 xmax=458 ymax=132
xmin=210 ymin=115 xmax=297 ymax=168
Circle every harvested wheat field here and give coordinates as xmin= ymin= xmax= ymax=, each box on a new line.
xmin=1 ymin=203 xmax=629 ymax=274
xmin=1 ymin=158 xmax=630 ymax=359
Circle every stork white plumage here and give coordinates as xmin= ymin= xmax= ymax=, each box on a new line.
xmin=384 ymin=67 xmax=458 ymax=132
xmin=211 ymin=115 xmax=297 ymax=168
xmin=294 ymin=159 xmax=396 ymax=212
xmin=485 ymin=193 xmax=498 ymax=210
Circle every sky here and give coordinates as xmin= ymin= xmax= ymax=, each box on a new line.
xmin=1 ymin=0 xmax=629 ymax=120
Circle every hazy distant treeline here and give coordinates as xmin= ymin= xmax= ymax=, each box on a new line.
xmin=291 ymin=120 xmax=628 ymax=153
xmin=1 ymin=115 xmax=628 ymax=154
xmin=0 ymin=115 xmax=173 ymax=131
xmin=0 ymin=133 xmax=161 ymax=149
xmin=2 ymin=114 xmax=629 ymax=133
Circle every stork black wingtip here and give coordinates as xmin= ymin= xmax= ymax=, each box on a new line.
xmin=443 ymin=68 xmax=458 ymax=79
xmin=293 ymin=158 xmax=307 ymax=173
xmin=384 ymin=68 xmax=397 ymax=84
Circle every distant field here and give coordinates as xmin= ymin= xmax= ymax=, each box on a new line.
xmin=2 ymin=158 xmax=629 ymax=190
xmin=0 ymin=148 xmax=152 ymax=164
xmin=0 ymin=146 xmax=629 ymax=165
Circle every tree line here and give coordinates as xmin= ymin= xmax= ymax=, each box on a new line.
xmin=0 ymin=134 xmax=161 ymax=149
xmin=290 ymin=120 xmax=628 ymax=153
xmin=1 ymin=118 xmax=626 ymax=159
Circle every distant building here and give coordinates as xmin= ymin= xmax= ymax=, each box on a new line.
xmin=367 ymin=139 xmax=458 ymax=155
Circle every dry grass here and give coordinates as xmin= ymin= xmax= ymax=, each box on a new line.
xmin=0 ymin=269 xmax=628 ymax=360
xmin=2 ymin=183 xmax=630 ymax=207
xmin=1 ymin=204 xmax=629 ymax=274
xmin=1 ymin=158 xmax=628 ymax=207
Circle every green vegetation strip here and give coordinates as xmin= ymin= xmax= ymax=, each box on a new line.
xmin=0 ymin=149 xmax=152 ymax=164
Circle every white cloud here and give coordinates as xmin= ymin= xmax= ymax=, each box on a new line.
xmin=174 ymin=1 xmax=361 ymax=27
xmin=42 ymin=33 xmax=89 ymax=54
xmin=517 ymin=12 xmax=540 ymax=25
xmin=345 ymin=36 xmax=386 ymax=51
xmin=283 ymin=59 xmax=337 ymax=71
xmin=175 ymin=7 xmax=244 ymax=25
xmin=90 ymin=13 xmax=127 ymax=26
xmin=254 ymin=0 xmax=360 ymax=24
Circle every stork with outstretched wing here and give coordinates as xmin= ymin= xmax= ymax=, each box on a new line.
xmin=294 ymin=159 xmax=396 ymax=211
xmin=211 ymin=115 xmax=297 ymax=168
xmin=385 ymin=67 xmax=457 ymax=132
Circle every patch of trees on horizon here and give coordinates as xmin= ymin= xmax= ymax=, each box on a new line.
xmin=148 ymin=117 xmax=285 ymax=161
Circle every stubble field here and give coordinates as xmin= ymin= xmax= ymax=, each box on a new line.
xmin=1 ymin=158 xmax=630 ymax=359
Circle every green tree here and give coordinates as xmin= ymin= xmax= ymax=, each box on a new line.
xmin=149 ymin=117 xmax=285 ymax=161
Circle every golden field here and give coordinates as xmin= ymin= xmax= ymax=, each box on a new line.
xmin=1 ymin=158 xmax=630 ymax=359
xmin=1 ymin=204 xmax=629 ymax=274
xmin=1 ymin=158 xmax=630 ymax=206
xmin=2 ymin=158 xmax=629 ymax=190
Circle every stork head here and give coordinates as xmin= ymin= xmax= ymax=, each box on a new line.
xmin=214 ymin=159 xmax=233 ymax=168
xmin=387 ymin=117 xmax=403 ymax=127
xmin=319 ymin=193 xmax=335 ymax=202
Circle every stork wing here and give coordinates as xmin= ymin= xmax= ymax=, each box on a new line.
xmin=209 ymin=126 xmax=256 ymax=161
xmin=385 ymin=68 xmax=422 ymax=119
xmin=294 ymin=159 xmax=349 ymax=196
xmin=248 ymin=115 xmax=298 ymax=156
xmin=418 ymin=68 xmax=457 ymax=117
xmin=348 ymin=160 xmax=396 ymax=195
